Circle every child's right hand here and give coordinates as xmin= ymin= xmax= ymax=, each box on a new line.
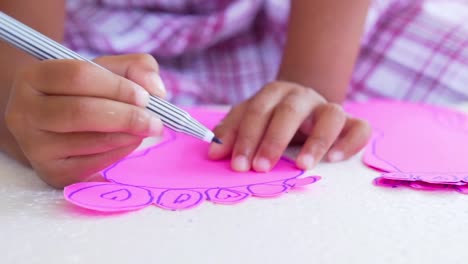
xmin=5 ymin=54 xmax=166 ymax=188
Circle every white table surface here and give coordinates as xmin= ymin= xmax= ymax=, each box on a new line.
xmin=2 ymin=104 xmax=468 ymax=264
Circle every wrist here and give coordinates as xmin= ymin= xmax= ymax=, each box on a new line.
xmin=276 ymin=65 xmax=348 ymax=103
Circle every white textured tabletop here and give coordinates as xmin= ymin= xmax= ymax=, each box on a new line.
xmin=2 ymin=105 xmax=468 ymax=264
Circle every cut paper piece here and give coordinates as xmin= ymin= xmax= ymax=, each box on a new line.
xmin=373 ymin=177 xmax=468 ymax=194
xmin=345 ymin=100 xmax=468 ymax=193
xmin=64 ymin=108 xmax=320 ymax=212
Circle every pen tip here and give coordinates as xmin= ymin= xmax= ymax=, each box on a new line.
xmin=212 ymin=137 xmax=223 ymax=144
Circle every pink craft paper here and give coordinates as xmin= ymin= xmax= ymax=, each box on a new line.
xmin=345 ymin=100 xmax=468 ymax=192
xmin=64 ymin=108 xmax=320 ymax=212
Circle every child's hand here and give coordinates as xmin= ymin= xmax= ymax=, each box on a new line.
xmin=5 ymin=54 xmax=166 ymax=188
xmin=208 ymin=81 xmax=371 ymax=172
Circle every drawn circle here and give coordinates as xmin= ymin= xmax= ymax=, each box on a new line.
xmin=65 ymin=183 xmax=154 ymax=212
xmin=156 ymin=189 xmax=204 ymax=210
xmin=206 ymin=188 xmax=250 ymax=204
xmin=247 ymin=183 xmax=289 ymax=197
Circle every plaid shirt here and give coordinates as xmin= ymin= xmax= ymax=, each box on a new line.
xmin=65 ymin=0 xmax=468 ymax=105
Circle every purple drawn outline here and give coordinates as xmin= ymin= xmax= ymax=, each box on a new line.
xmin=284 ymin=176 xmax=320 ymax=187
xmin=156 ymin=189 xmax=204 ymax=209
xmin=100 ymin=188 xmax=132 ymax=201
xmin=246 ymin=183 xmax=288 ymax=196
xmin=67 ymin=183 xmax=154 ymax=210
xmin=66 ymin=108 xmax=320 ymax=211
xmin=205 ymin=188 xmax=250 ymax=203
xmin=368 ymin=128 xmax=402 ymax=172
xmin=66 ymin=129 xmax=314 ymax=211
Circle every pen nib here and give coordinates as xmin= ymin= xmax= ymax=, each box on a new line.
xmin=212 ymin=137 xmax=223 ymax=144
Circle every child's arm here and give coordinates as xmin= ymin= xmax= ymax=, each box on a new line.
xmin=278 ymin=0 xmax=371 ymax=103
xmin=0 ymin=1 xmax=166 ymax=188
xmin=210 ymin=0 xmax=372 ymax=172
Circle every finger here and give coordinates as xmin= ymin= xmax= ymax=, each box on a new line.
xmin=39 ymin=142 xmax=141 ymax=188
xmin=230 ymin=87 xmax=286 ymax=172
xmin=32 ymin=96 xmax=163 ymax=136
xmin=296 ymin=103 xmax=346 ymax=170
xmin=327 ymin=118 xmax=372 ymax=162
xmin=94 ymin=54 xmax=166 ymax=97
xmin=34 ymin=132 xmax=143 ymax=159
xmin=252 ymin=92 xmax=321 ymax=172
xmin=25 ymin=59 xmax=150 ymax=107
xmin=208 ymin=104 xmax=245 ymax=160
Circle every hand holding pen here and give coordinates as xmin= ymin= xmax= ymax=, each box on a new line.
xmin=0 ymin=12 xmax=219 ymax=187
xmin=5 ymin=54 xmax=172 ymax=187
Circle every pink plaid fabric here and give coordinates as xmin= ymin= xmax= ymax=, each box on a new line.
xmin=65 ymin=0 xmax=468 ymax=105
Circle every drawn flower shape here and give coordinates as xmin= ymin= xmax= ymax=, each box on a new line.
xmin=64 ymin=108 xmax=320 ymax=212
xmin=345 ymin=100 xmax=468 ymax=194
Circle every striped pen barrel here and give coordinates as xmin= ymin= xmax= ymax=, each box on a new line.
xmin=0 ymin=11 xmax=221 ymax=144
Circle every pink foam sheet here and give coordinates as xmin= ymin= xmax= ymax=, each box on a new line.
xmin=345 ymin=100 xmax=468 ymax=193
xmin=64 ymin=108 xmax=320 ymax=212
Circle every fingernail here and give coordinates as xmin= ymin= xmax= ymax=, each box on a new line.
xmin=328 ymin=151 xmax=344 ymax=162
xmin=156 ymin=75 xmax=166 ymax=92
xmin=208 ymin=142 xmax=223 ymax=157
xmin=232 ymin=155 xmax=250 ymax=171
xmin=148 ymin=74 xmax=166 ymax=97
xmin=134 ymin=84 xmax=150 ymax=107
xmin=253 ymin=157 xmax=271 ymax=172
xmin=298 ymin=154 xmax=315 ymax=169
xmin=149 ymin=116 xmax=163 ymax=136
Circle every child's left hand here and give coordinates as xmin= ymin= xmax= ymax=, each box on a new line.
xmin=208 ymin=81 xmax=371 ymax=172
